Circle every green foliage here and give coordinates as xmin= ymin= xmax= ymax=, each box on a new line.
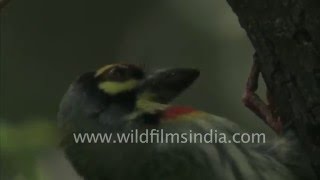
xmin=0 ymin=119 xmax=58 ymax=180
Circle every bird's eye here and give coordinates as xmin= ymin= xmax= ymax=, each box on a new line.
xmin=166 ymin=72 xmax=176 ymax=78
xmin=108 ymin=67 xmax=125 ymax=78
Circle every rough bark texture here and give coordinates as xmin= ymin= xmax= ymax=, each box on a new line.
xmin=226 ymin=0 xmax=320 ymax=178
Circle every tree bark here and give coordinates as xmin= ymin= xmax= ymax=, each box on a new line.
xmin=226 ymin=0 xmax=320 ymax=178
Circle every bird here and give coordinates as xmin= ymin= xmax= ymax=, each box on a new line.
xmin=57 ymin=63 xmax=316 ymax=180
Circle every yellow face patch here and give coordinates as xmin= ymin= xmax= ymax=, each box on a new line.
xmin=138 ymin=91 xmax=157 ymax=101
xmin=125 ymin=99 xmax=168 ymax=120
xmin=98 ymin=79 xmax=139 ymax=95
xmin=136 ymin=99 xmax=167 ymax=113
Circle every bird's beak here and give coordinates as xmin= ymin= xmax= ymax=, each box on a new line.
xmin=138 ymin=68 xmax=200 ymax=103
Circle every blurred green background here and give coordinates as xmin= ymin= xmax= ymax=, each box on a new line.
xmin=1 ymin=0 xmax=273 ymax=179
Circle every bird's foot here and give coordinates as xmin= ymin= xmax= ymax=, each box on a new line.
xmin=242 ymin=54 xmax=283 ymax=135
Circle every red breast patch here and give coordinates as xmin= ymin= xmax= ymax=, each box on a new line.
xmin=162 ymin=106 xmax=196 ymax=119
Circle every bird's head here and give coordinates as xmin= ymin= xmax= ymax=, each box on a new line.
xmin=94 ymin=63 xmax=145 ymax=96
xmin=57 ymin=63 xmax=199 ymax=130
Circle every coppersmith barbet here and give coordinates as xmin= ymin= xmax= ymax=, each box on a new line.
xmin=58 ymin=63 xmax=315 ymax=180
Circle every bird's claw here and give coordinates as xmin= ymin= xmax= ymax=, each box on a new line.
xmin=242 ymin=54 xmax=284 ymax=135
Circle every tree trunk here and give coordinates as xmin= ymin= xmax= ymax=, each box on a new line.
xmin=226 ymin=0 xmax=320 ymax=178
